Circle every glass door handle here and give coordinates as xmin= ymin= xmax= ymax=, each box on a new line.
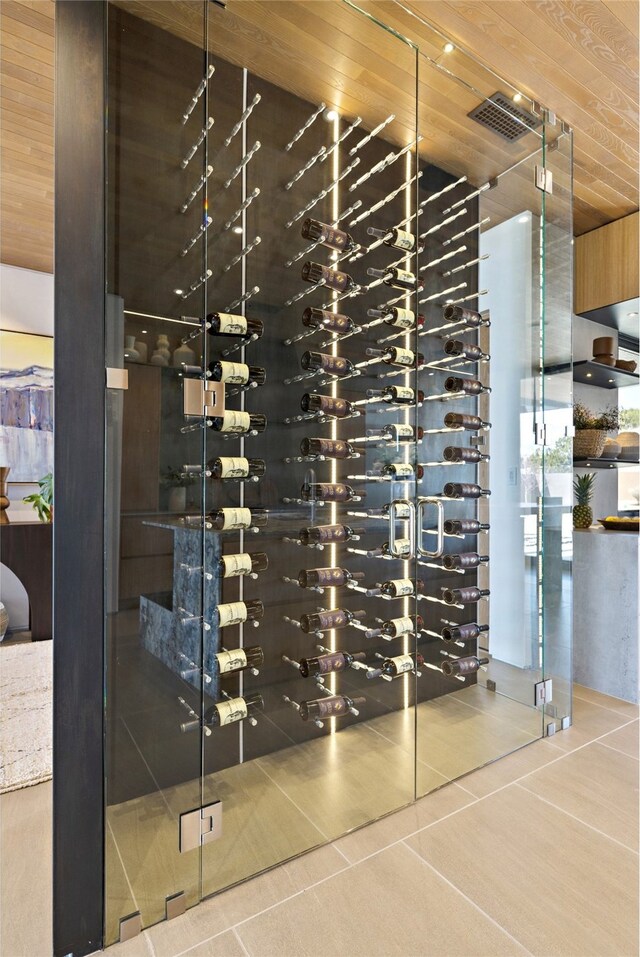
xmin=417 ymin=497 xmax=444 ymax=558
xmin=388 ymin=499 xmax=415 ymax=558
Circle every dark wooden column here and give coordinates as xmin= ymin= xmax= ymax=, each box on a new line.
xmin=54 ymin=2 xmax=106 ymax=953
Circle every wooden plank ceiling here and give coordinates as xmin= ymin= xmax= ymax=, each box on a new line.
xmin=1 ymin=0 xmax=637 ymax=276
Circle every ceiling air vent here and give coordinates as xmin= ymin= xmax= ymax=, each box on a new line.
xmin=468 ymin=92 xmax=541 ymax=143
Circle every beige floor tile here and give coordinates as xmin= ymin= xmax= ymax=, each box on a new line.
xmin=105 ymin=826 xmax=139 ymax=947
xmin=459 ymin=738 xmax=562 ymax=799
xmin=573 ymin=684 xmax=639 ymax=718
xmin=452 ymin=683 xmax=543 ymax=736
xmin=104 ymin=933 xmax=154 ymax=957
xmin=181 ymin=929 xmax=247 ymax=956
xmin=0 ymin=781 xmax=52 ymax=957
xmin=333 ymin=781 xmax=475 ymax=863
xmin=235 ymin=843 xmax=528 ymax=956
xmin=520 ymin=742 xmax=639 ymax=851
xmin=600 ymin=719 xmax=639 ymax=759
xmin=146 ymin=843 xmax=345 ymax=957
xmin=406 ymin=786 xmax=639 ymax=956
xmin=548 ymin=695 xmax=634 ymax=752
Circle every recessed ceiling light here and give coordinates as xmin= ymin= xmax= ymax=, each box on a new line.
xmin=174 ymin=288 xmax=184 ymax=295
xmin=627 ymin=311 xmax=638 ymax=317
xmin=512 ymin=92 xmax=522 ymax=103
xmin=586 ymin=373 xmax=592 ymax=378
xmin=141 ymin=329 xmax=147 ymax=334
xmin=232 ymin=226 xmax=244 ymax=235
xmin=518 ymin=215 xmax=529 ymax=223
xmin=608 ymin=379 xmax=614 ymax=383
xmin=443 ymin=42 xmax=454 ymax=53
xmin=324 ymin=108 xmax=339 ymax=122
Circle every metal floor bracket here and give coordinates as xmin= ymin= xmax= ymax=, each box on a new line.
xmin=166 ymin=891 xmax=186 ymax=921
xmin=119 ymin=912 xmax=142 ymax=942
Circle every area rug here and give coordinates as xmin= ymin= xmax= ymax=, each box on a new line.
xmin=0 ymin=641 xmax=52 ymax=792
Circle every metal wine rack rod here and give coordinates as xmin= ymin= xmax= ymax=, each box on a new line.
xmin=422 ymin=174 xmax=468 ymax=206
xmin=180 ymin=215 xmax=213 ymax=257
xmin=420 ymin=207 xmax=467 ymax=239
xmin=349 ymin=171 xmax=423 ymax=228
xmin=419 ymin=245 xmax=467 ymax=273
xmin=179 ymin=268 xmax=212 ymax=300
xmin=223 ymin=188 xmax=261 ymax=231
xmin=224 ymin=284 xmax=260 ymax=314
xmin=442 ymin=181 xmax=492 ymax=215
xmin=181 ymin=164 xmax=214 ymax=213
xmin=350 ymin=114 xmax=395 ymax=155
xmin=181 ymin=64 xmax=214 ymax=124
xmin=178 ymin=697 xmax=212 ymax=736
xmin=284 ymin=239 xmax=322 ymax=269
xmin=419 ymin=282 xmax=467 ymax=305
xmin=334 ymin=199 xmax=362 ymax=224
xmin=285 ymin=158 xmax=361 ymax=229
xmin=281 ymin=577 xmax=325 ymax=595
xmin=442 ymin=253 xmax=489 ymax=277
xmin=442 ymin=288 xmax=489 ymax=307
xmin=285 ymin=145 xmax=327 ymax=191
xmin=224 ymin=140 xmax=261 ymax=190
xmin=349 ymin=137 xmax=422 ymax=192
xmin=284 ymin=279 xmax=326 ymax=308
xmin=281 ymin=535 xmax=328 ymax=550
xmin=181 ymin=117 xmax=214 ymax=169
xmin=443 ymin=217 xmax=490 ymax=247
xmin=321 ymin=116 xmax=362 ymax=160
xmin=285 ymin=102 xmax=326 ymax=151
xmin=224 ymin=93 xmax=261 ymax=147
xmin=223 ymin=236 xmax=261 ymax=273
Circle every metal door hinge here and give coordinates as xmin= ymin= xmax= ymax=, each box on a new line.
xmin=535 ymin=678 xmax=553 ymax=707
xmin=535 ymin=423 xmax=547 ymax=446
xmin=183 ymin=377 xmax=225 ymax=418
xmin=179 ymin=801 xmax=222 ymax=853
xmin=106 ymin=367 xmax=129 ymax=390
xmin=535 ymin=165 xmax=553 ymax=194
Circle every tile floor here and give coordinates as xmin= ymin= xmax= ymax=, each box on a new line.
xmin=0 ymin=685 xmax=637 ymax=957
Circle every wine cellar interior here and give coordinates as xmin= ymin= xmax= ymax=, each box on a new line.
xmin=104 ymin=1 xmax=573 ymax=944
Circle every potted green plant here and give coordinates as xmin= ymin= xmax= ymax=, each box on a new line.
xmin=573 ymin=402 xmax=619 ymax=459
xmin=22 ymin=471 xmax=53 ymax=522
xmin=573 ymin=472 xmax=596 ymax=529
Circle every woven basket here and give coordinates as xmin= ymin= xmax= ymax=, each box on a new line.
xmin=574 ymin=429 xmax=606 ymax=459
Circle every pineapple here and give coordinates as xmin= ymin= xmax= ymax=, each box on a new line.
xmin=573 ymin=473 xmax=596 ymax=529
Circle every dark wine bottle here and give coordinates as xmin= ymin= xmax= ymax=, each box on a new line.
xmin=302 ymin=218 xmax=357 ymax=252
xmin=299 ymin=650 xmax=366 ymax=677
xmin=211 ymin=507 xmax=268 ymax=531
xmin=366 ymin=385 xmax=424 ymax=405
xmin=301 ymin=351 xmax=355 ymax=377
xmin=216 ymin=645 xmax=264 ymax=675
xmin=299 ymin=523 xmax=363 ymax=545
xmin=367 ymin=225 xmax=419 ymax=252
xmin=442 ymin=586 xmax=490 ymax=606
xmin=442 ymin=655 xmax=489 ymax=677
xmin=302 ymin=261 xmax=358 ymax=293
xmin=219 ymin=552 xmax=269 ymax=578
xmin=367 ymin=266 xmax=422 ymax=291
xmin=442 ymin=552 xmax=490 ymax=570
xmin=369 ymin=424 xmax=423 ymax=443
xmin=444 ymin=339 xmax=486 ymax=360
xmin=301 ymin=482 xmax=363 ymax=503
xmin=301 ymin=393 xmax=353 ymax=418
xmin=443 ymin=305 xmax=487 ymax=326
xmin=367 ymin=615 xmax=423 ymax=639
xmin=441 ymin=622 xmax=488 ymax=642
xmin=209 ymin=360 xmax=266 ymax=386
xmin=297 ymin=567 xmax=365 ymax=588
xmin=367 ymin=306 xmax=424 ymax=330
xmin=443 ymin=446 xmax=489 ymax=463
xmin=444 ymin=482 xmax=490 ymax=499
xmin=444 ymin=376 xmax=490 ymax=396
xmin=208 ymin=410 xmax=267 ymax=434
xmin=378 ymin=652 xmax=425 ymax=677
xmin=299 ymin=607 xmax=365 ymax=634
xmin=207 ymin=312 xmax=263 ymax=339
xmin=216 ymin=599 xmax=264 ymax=628
xmin=444 ymin=412 xmax=491 ymax=431
xmin=366 ymin=346 xmax=424 ymax=367
xmin=209 ymin=456 xmax=266 ymax=480
xmin=444 ymin=519 xmax=490 ymax=535
xmin=302 ymin=307 xmax=354 ymax=334
xmin=299 ymin=693 xmax=365 ymax=721
xmin=300 ymin=437 xmax=357 ymax=459
xmin=181 ymin=692 xmax=264 ymax=731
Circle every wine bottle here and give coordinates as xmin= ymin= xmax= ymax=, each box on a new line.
xmin=301 ymin=482 xmax=363 ymax=503
xmin=299 ymin=650 xmax=366 ymax=677
xmin=208 ymin=410 xmax=267 ymax=434
xmin=378 ymin=652 xmax=425 ymax=677
xmin=367 ymin=266 xmax=421 ymax=291
xmin=301 ymin=351 xmax=355 ymax=377
xmin=209 ymin=360 xmax=266 ymax=387
xmin=443 ymin=446 xmax=489 ymax=463
xmin=374 ymin=578 xmax=425 ymax=598
xmin=300 ymin=437 xmax=358 ymax=459
xmin=444 ymin=518 xmax=490 ymax=535
xmin=369 ymin=424 xmax=423 ymax=443
xmin=442 ymin=586 xmax=490 ymax=605
xmin=219 ymin=552 xmax=268 ymax=578
xmin=377 ymin=462 xmax=423 ymax=480
xmin=297 ymin=567 xmax=365 ymax=588
xmin=302 ymin=218 xmax=357 ymax=253
xmin=444 ymin=376 xmax=490 ymax=396
xmin=366 ymin=385 xmax=425 ymax=405
xmin=207 ymin=312 xmax=263 ymax=339
xmin=302 ymin=307 xmax=355 ymax=334
xmin=299 ymin=523 xmax=364 ymax=545
xmin=299 ymin=607 xmax=365 ymax=634
xmin=301 ymin=393 xmax=353 ymax=418
xmin=367 ymin=615 xmax=423 ymax=639
xmin=367 ymin=306 xmax=424 ymax=330
xmin=216 ymin=599 xmax=264 ymax=628
xmin=442 ymin=552 xmax=490 ymax=570
xmin=443 ymin=305 xmax=486 ymax=325
xmin=367 ymin=538 xmax=412 ymax=559
xmin=444 ymin=412 xmax=491 ymax=431
xmin=216 ymin=645 xmax=264 ymax=674
xmin=441 ymin=622 xmax=488 ymax=642
xmin=211 ymin=507 xmax=268 ymax=531
xmin=366 ymin=346 xmax=424 ymax=367
xmin=299 ymin=693 xmax=365 ymax=721
xmin=301 ymin=261 xmax=358 ymax=293
xmin=181 ymin=692 xmax=264 ymax=731
xmin=442 ymin=655 xmax=489 ymax=677
xmin=209 ymin=457 xmax=266 ymax=480
xmin=444 ymin=339 xmax=486 ymax=360
xmin=367 ymin=225 xmax=420 ymax=252
xmin=367 ymin=499 xmax=413 ymax=520
xmin=444 ymin=482 xmax=490 ymax=499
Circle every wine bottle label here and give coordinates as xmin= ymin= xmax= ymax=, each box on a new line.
xmin=391 ymin=231 xmax=415 ymax=251
xmin=317 ymin=652 xmax=348 ymax=674
xmin=393 ymin=269 xmax=414 ymax=284
xmin=392 ymin=538 xmax=412 ymax=553
xmin=389 ymin=616 xmax=414 ymax=636
xmin=219 ymin=410 xmax=251 ymax=433
xmin=216 ymin=313 xmax=248 ymax=335
xmin=317 ymin=395 xmax=349 ymax=417
xmin=391 ymin=348 xmax=415 ymax=366
xmin=219 ymin=507 xmax=252 ymax=529
xmin=313 ymin=483 xmax=350 ymax=501
xmin=313 ymin=439 xmax=349 ymax=458
xmin=215 ymin=697 xmax=248 ymax=726
xmin=390 ymin=463 xmax=414 ymax=478
xmin=316 ymin=695 xmax=349 ymax=717
xmin=217 ymin=361 xmax=250 ymax=384
xmin=221 ymin=553 xmax=253 ymax=577
xmin=319 ymin=226 xmax=350 ymax=250
xmin=317 ymin=609 xmax=349 ymax=630
xmin=313 ymin=525 xmax=346 ymax=542
xmin=320 ymin=354 xmax=349 ymax=375
xmin=388 ymin=424 xmax=414 ymax=439
xmin=314 ymin=567 xmax=347 ymax=586
xmin=323 ymin=312 xmax=352 ymax=332
xmin=217 ymin=457 xmax=249 ymax=478
xmin=216 ymin=648 xmax=248 ymax=673
xmin=388 ymin=308 xmax=415 ymax=328
xmin=388 ymin=578 xmax=414 ymax=596
xmin=218 ymin=601 xmax=248 ymax=627
xmin=393 ymin=386 xmax=414 ymax=401
xmin=392 ymin=654 xmax=415 ymax=674
xmin=457 ymin=657 xmax=481 ymax=675
xmin=319 ymin=265 xmax=351 ymax=292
